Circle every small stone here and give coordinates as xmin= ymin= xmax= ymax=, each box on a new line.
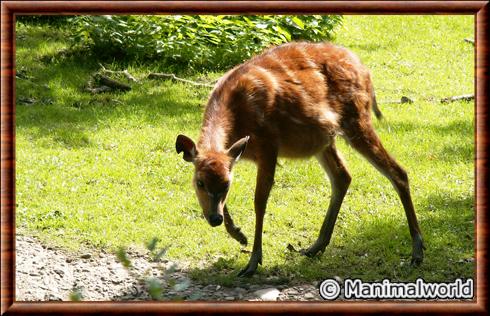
xmin=60 ymin=284 xmax=71 ymax=290
xmin=80 ymin=253 xmax=91 ymax=259
xmin=54 ymin=269 xmax=64 ymax=276
xmin=225 ymin=296 xmax=235 ymax=301
xmin=253 ymin=288 xmax=280 ymax=301
xmin=234 ymin=287 xmax=246 ymax=294
xmin=304 ymin=292 xmax=315 ymax=299
xmin=45 ymin=293 xmax=62 ymax=301
xmin=28 ymin=271 xmax=40 ymax=276
xmin=401 ymin=96 xmax=414 ymax=104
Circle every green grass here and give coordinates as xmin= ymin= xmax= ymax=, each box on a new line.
xmin=16 ymin=15 xmax=474 ymax=287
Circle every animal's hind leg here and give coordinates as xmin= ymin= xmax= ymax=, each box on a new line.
xmin=342 ymin=119 xmax=425 ymax=265
xmin=302 ymin=142 xmax=351 ymax=257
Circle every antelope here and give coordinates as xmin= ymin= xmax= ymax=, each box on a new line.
xmin=176 ymin=42 xmax=424 ymax=277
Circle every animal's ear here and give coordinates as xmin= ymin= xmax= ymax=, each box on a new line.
xmin=176 ymin=134 xmax=197 ymax=162
xmin=227 ymin=136 xmax=249 ymax=162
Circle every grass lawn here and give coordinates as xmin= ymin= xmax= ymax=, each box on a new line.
xmin=16 ymin=15 xmax=474 ymax=286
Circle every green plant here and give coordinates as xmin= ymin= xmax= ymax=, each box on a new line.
xmin=114 ymin=239 xmax=186 ymax=300
xmin=69 ymin=15 xmax=342 ymax=71
xmin=17 ymin=15 xmax=73 ymax=27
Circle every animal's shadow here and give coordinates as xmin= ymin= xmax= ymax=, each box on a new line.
xmin=80 ymin=189 xmax=477 ymax=302
xmin=183 ymin=193 xmax=474 ymax=290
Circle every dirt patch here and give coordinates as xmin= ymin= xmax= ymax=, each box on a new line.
xmin=16 ymin=235 xmax=326 ymax=301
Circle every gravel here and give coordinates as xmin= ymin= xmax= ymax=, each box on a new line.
xmin=16 ymin=235 xmax=326 ymax=301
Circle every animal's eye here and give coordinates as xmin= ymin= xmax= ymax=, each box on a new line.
xmin=196 ymin=180 xmax=205 ymax=189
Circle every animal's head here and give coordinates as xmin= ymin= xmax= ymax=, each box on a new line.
xmin=175 ymin=135 xmax=249 ymax=227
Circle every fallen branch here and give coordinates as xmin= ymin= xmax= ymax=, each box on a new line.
xmin=441 ymin=94 xmax=474 ymax=103
xmin=99 ymin=63 xmax=138 ymax=82
xmin=147 ymin=73 xmax=215 ymax=88
xmin=84 ymin=85 xmax=113 ymax=94
xmin=94 ymin=74 xmax=132 ymax=92
xmin=379 ymin=96 xmax=414 ymax=104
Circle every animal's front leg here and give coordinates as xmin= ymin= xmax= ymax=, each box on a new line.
xmin=238 ymin=154 xmax=277 ymax=277
xmin=224 ymin=205 xmax=248 ymax=245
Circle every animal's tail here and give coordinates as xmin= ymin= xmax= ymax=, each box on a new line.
xmin=371 ymin=90 xmax=383 ymax=120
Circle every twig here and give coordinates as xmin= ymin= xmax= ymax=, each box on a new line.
xmin=378 ymin=96 xmax=414 ymax=104
xmin=94 ymin=74 xmax=132 ymax=92
xmin=147 ymin=72 xmax=215 ymax=88
xmin=84 ymin=85 xmax=112 ymax=94
xmin=464 ymin=38 xmax=475 ymax=46
xmin=98 ymin=63 xmax=138 ymax=82
xmin=440 ymin=94 xmax=474 ymax=103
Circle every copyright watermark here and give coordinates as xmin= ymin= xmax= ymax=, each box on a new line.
xmin=319 ymin=279 xmax=342 ymax=300
xmin=319 ymin=278 xmax=474 ymax=300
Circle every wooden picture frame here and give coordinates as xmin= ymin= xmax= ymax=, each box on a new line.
xmin=1 ymin=1 xmax=488 ymax=314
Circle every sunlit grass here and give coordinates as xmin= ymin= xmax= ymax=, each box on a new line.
xmin=16 ymin=15 xmax=474 ymax=286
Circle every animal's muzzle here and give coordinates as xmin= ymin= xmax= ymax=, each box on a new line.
xmin=209 ymin=214 xmax=223 ymax=227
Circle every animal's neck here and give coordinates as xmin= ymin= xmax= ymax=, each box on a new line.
xmin=197 ymin=100 xmax=233 ymax=153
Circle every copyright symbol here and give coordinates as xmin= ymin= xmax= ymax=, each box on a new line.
xmin=319 ymin=279 xmax=341 ymax=300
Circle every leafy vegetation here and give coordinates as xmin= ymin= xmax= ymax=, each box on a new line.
xmin=15 ymin=15 xmax=474 ymax=288
xmin=69 ymin=15 xmax=342 ymax=71
xmin=16 ymin=15 xmax=72 ymax=27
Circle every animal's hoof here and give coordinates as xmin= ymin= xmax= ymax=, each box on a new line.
xmin=236 ymin=232 xmax=248 ymax=246
xmin=410 ymin=256 xmax=423 ymax=267
xmin=237 ymin=265 xmax=256 ymax=278
xmin=228 ymin=227 xmax=248 ymax=246
xmin=237 ymin=254 xmax=261 ymax=278
xmin=410 ymin=248 xmax=424 ymax=267
xmin=300 ymin=243 xmax=325 ymax=258
xmin=300 ymin=248 xmax=316 ymax=258
xmin=410 ymin=234 xmax=425 ymax=267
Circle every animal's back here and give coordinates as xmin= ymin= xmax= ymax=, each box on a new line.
xmin=207 ymin=42 xmax=375 ymax=158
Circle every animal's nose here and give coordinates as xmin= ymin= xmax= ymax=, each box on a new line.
xmin=209 ymin=214 xmax=223 ymax=227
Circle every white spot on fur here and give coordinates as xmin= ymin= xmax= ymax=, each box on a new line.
xmin=318 ymin=105 xmax=339 ymax=126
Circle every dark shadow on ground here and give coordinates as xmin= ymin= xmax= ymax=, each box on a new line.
xmin=16 ymin=25 xmax=207 ymax=149
xmin=185 ymin=192 xmax=475 ymax=289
